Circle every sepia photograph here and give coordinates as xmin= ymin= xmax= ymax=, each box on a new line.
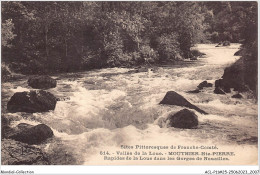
xmin=1 ymin=0 xmax=258 ymax=170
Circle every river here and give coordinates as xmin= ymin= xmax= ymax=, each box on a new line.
xmin=1 ymin=44 xmax=258 ymax=165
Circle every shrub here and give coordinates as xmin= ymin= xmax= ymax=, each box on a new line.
xmin=156 ymin=33 xmax=182 ymax=61
xmin=139 ymin=45 xmax=159 ymax=64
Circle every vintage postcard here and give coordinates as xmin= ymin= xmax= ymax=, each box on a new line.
xmin=1 ymin=1 xmax=258 ymax=174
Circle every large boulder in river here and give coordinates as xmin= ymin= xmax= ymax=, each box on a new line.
xmin=1 ymin=139 xmax=49 ymax=165
xmin=214 ymin=79 xmax=231 ymax=93
xmin=231 ymin=93 xmax=243 ymax=99
xmin=159 ymin=91 xmax=207 ymax=114
xmin=8 ymin=124 xmax=53 ymax=145
xmin=167 ymin=109 xmax=198 ymax=129
xmin=214 ymin=87 xmax=225 ymax=94
xmin=7 ymin=90 xmax=57 ymax=113
xmin=197 ymin=81 xmax=213 ymax=90
xmin=28 ymin=75 xmax=56 ymax=89
xmin=214 ymin=57 xmax=257 ymax=94
xmin=190 ymin=49 xmax=205 ymax=58
xmin=187 ymin=89 xmax=200 ymax=94
xmin=223 ymin=41 xmax=231 ymax=46
xmin=220 ymin=58 xmax=250 ymax=92
xmin=215 ymin=41 xmax=230 ymax=47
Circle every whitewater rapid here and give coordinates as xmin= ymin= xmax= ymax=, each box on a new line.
xmin=2 ymin=44 xmax=257 ymax=165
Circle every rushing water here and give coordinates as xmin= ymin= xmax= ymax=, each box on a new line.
xmin=2 ymin=44 xmax=258 ymax=165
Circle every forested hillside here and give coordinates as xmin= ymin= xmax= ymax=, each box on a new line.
xmin=1 ymin=1 xmax=257 ymax=75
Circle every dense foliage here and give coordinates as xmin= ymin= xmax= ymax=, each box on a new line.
xmin=231 ymin=2 xmax=257 ymax=94
xmin=203 ymin=1 xmax=257 ymax=44
xmin=1 ymin=1 xmax=257 ymax=75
